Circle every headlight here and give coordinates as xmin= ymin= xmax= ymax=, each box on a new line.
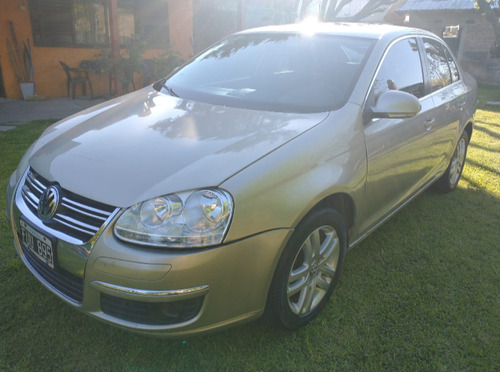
xmin=114 ymin=189 xmax=233 ymax=248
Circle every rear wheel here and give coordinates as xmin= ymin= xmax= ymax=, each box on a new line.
xmin=266 ymin=207 xmax=346 ymax=329
xmin=434 ymin=131 xmax=469 ymax=193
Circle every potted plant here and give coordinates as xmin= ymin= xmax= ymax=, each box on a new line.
xmin=150 ymin=46 xmax=185 ymax=81
xmin=6 ymin=21 xmax=35 ymax=100
xmin=94 ymin=33 xmax=147 ymax=95
xmin=94 ymin=34 xmax=185 ymax=96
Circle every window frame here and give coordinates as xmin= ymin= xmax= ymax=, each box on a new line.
xmin=364 ymin=35 xmax=429 ymax=115
xmin=445 ymin=47 xmax=460 ymax=84
xmin=28 ymin=0 xmax=169 ymax=48
xmin=365 ymin=34 xmax=464 ymax=114
xmin=370 ymin=36 xmax=427 ymax=100
xmin=420 ymin=36 xmax=462 ymax=93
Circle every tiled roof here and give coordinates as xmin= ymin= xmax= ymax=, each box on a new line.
xmin=398 ymin=0 xmax=496 ymax=12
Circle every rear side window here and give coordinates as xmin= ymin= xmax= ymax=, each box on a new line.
xmin=423 ymin=38 xmax=454 ymax=92
xmin=372 ymin=38 xmax=425 ymax=99
xmin=444 ymin=48 xmax=460 ymax=83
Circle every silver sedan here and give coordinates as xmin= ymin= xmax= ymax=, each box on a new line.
xmin=6 ymin=23 xmax=477 ymax=336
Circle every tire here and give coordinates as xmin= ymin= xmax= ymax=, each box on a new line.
xmin=433 ymin=130 xmax=469 ymax=193
xmin=266 ymin=207 xmax=347 ymax=329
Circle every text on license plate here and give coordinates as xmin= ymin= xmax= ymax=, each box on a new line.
xmin=20 ymin=219 xmax=55 ymax=269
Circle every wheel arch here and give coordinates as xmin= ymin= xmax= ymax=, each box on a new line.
xmin=304 ymin=192 xmax=356 ymax=244
xmin=464 ymin=121 xmax=473 ymax=141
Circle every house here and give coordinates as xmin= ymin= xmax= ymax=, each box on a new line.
xmin=0 ymin=0 xmax=194 ymax=99
xmin=393 ymin=0 xmax=500 ymax=84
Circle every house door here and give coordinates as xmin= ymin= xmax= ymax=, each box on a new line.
xmin=442 ymin=25 xmax=462 ymax=56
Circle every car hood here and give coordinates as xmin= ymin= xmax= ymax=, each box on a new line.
xmin=28 ymin=87 xmax=329 ymax=207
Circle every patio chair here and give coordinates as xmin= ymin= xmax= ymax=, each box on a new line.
xmin=60 ymin=61 xmax=93 ymax=99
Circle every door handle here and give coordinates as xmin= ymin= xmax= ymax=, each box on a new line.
xmin=424 ymin=118 xmax=435 ymax=130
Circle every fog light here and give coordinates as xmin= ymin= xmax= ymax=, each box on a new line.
xmin=101 ymin=294 xmax=204 ymax=325
xmin=150 ymin=299 xmax=203 ymax=324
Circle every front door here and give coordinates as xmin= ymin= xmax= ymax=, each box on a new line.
xmin=359 ymin=37 xmax=438 ymax=234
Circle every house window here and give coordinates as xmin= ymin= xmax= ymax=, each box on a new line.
xmin=442 ymin=25 xmax=459 ymax=39
xmin=133 ymin=0 xmax=170 ymax=48
xmin=73 ymin=0 xmax=109 ymax=46
xmin=29 ymin=0 xmax=169 ymax=48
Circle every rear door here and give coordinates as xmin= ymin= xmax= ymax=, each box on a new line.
xmin=422 ymin=37 xmax=469 ymax=172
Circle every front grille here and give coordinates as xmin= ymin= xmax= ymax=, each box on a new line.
xmin=101 ymin=294 xmax=204 ymax=326
xmin=20 ymin=168 xmax=117 ymax=243
xmin=21 ymin=242 xmax=84 ymax=302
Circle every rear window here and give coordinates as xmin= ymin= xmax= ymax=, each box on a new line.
xmin=163 ymin=33 xmax=375 ymax=113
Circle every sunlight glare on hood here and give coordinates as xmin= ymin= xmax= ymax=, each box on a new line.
xmin=299 ymin=18 xmax=321 ymax=36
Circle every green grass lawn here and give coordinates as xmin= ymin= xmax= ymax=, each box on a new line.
xmin=1 ymin=86 xmax=499 ymax=371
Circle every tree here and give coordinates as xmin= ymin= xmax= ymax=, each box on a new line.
xmin=475 ymin=0 xmax=500 ymax=57
xmin=295 ymin=0 xmax=398 ymax=22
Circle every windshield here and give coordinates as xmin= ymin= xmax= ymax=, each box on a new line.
xmin=163 ymin=33 xmax=375 ymax=113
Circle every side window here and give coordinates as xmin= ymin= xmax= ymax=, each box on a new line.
xmin=372 ymin=38 xmax=425 ymax=99
xmin=444 ymin=48 xmax=460 ymax=83
xmin=423 ymin=38 xmax=453 ymax=92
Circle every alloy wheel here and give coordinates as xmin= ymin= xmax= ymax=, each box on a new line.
xmin=287 ymin=225 xmax=340 ymax=315
xmin=449 ymin=137 xmax=467 ymax=186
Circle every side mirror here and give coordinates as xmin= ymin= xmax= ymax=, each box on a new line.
xmin=364 ymin=90 xmax=421 ymax=123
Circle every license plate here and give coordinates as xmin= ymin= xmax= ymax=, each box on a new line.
xmin=20 ymin=219 xmax=55 ymax=269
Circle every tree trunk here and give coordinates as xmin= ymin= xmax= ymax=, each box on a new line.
xmin=476 ymin=0 xmax=500 ymax=55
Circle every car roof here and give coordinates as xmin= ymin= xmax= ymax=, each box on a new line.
xmin=238 ymin=22 xmax=432 ymax=41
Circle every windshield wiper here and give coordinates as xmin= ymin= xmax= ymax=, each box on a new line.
xmin=153 ymin=78 xmax=178 ymax=97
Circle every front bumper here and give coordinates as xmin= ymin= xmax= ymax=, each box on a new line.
xmin=7 ymin=170 xmax=292 ymax=337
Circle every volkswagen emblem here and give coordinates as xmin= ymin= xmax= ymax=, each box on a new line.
xmin=38 ymin=185 xmax=60 ymax=221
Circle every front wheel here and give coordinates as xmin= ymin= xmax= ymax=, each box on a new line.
xmin=433 ymin=130 xmax=469 ymax=193
xmin=266 ymin=207 xmax=347 ymax=329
